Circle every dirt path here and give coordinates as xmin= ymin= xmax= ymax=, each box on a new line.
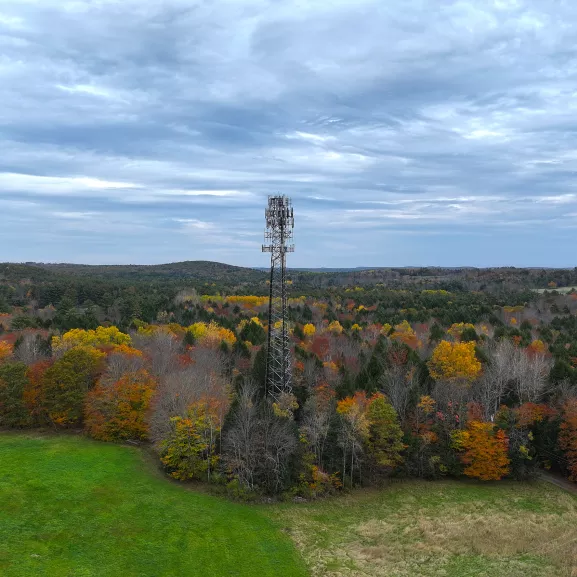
xmin=539 ymin=471 xmax=577 ymax=496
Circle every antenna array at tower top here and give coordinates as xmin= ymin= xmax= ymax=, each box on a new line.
xmin=262 ymin=195 xmax=294 ymax=253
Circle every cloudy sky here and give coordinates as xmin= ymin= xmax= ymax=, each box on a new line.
xmin=1 ymin=0 xmax=576 ymax=268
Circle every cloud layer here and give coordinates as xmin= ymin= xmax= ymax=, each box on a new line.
xmin=1 ymin=0 xmax=576 ymax=267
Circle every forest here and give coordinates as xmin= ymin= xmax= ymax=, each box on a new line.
xmin=1 ymin=261 xmax=577 ymax=497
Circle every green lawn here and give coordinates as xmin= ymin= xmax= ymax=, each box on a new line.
xmin=0 ymin=433 xmax=308 ymax=577
xmin=2 ymin=433 xmax=577 ymax=577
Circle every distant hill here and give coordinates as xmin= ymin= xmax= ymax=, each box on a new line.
xmin=0 ymin=261 xmax=575 ymax=292
xmin=2 ymin=261 xmax=267 ymax=285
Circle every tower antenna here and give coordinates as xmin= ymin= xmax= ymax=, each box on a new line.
xmin=262 ymin=195 xmax=294 ymax=401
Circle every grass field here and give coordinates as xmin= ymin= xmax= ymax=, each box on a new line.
xmin=1 ymin=433 xmax=576 ymax=577
xmin=274 ymin=480 xmax=577 ymax=577
xmin=533 ymin=286 xmax=577 ymax=294
xmin=0 ymin=433 xmax=307 ymax=577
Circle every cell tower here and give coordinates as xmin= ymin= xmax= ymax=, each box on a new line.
xmin=262 ymin=195 xmax=295 ymax=402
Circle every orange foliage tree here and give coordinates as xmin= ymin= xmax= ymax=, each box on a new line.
xmin=0 ymin=341 xmax=14 ymax=363
xmin=526 ymin=339 xmax=547 ymax=356
xmin=428 ymin=340 xmax=481 ymax=382
xmin=84 ymin=369 xmax=157 ymax=441
xmin=453 ymin=421 xmax=510 ymax=480
xmin=559 ymin=399 xmax=577 ymax=481
xmin=514 ymin=403 xmax=556 ymax=428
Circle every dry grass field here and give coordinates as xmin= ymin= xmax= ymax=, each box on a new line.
xmin=271 ymin=480 xmax=577 ymax=577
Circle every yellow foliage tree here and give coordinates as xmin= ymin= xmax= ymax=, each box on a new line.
xmin=188 ymin=322 xmax=209 ymax=341
xmin=447 ymin=322 xmax=476 ymax=340
xmin=380 ymin=323 xmax=392 ymax=336
xmin=428 ymin=340 xmax=481 ymax=382
xmin=137 ymin=324 xmax=178 ymax=337
xmin=303 ymin=323 xmax=316 ymax=338
xmin=328 ymin=320 xmax=343 ymax=334
xmin=351 ymin=324 xmax=362 ymax=332
xmin=188 ymin=322 xmax=236 ymax=347
xmin=226 ymin=295 xmax=268 ymax=308
xmin=52 ymin=326 xmax=131 ymax=353
xmin=391 ymin=320 xmax=419 ymax=348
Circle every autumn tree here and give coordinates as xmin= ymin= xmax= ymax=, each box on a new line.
xmin=149 ymin=348 xmax=230 ymax=444
xmin=327 ymin=320 xmax=343 ymax=335
xmin=380 ymin=363 xmax=419 ymax=427
xmin=0 ymin=341 xmax=14 ymax=363
xmin=336 ymin=392 xmax=370 ymax=486
xmin=84 ymin=369 xmax=157 ymax=441
xmin=447 ymin=323 xmax=476 ymax=341
xmin=391 ymin=320 xmax=419 ymax=349
xmin=239 ymin=318 xmax=266 ymax=345
xmin=0 ymin=362 xmax=30 ymax=427
xmin=303 ymin=323 xmax=316 ymax=339
xmin=428 ymin=340 xmax=481 ymax=383
xmin=14 ymin=333 xmax=48 ymax=365
xmin=559 ymin=399 xmax=577 ymax=481
xmin=300 ymin=383 xmax=335 ymax=467
xmin=133 ymin=329 xmax=181 ymax=378
xmin=52 ymin=326 xmax=131 ymax=355
xmin=494 ymin=405 xmax=540 ymax=481
xmin=474 ymin=339 xmax=515 ymax=419
xmin=510 ymin=347 xmax=551 ymax=403
xmin=160 ymin=399 xmax=222 ymax=482
xmin=23 ymin=360 xmax=53 ymax=424
xmin=366 ymin=394 xmax=405 ymax=476
xmin=40 ymin=347 xmax=105 ymax=427
xmin=221 ymin=383 xmax=261 ymax=490
xmin=405 ymin=395 xmax=442 ymax=478
xmin=187 ymin=321 xmax=236 ymax=348
xmin=222 ymin=382 xmax=297 ymax=494
xmin=453 ymin=421 xmax=510 ymax=480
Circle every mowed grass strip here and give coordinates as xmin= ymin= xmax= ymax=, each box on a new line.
xmin=270 ymin=480 xmax=577 ymax=577
xmin=0 ymin=433 xmax=308 ymax=577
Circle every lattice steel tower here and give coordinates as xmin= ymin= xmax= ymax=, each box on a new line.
xmin=262 ymin=195 xmax=295 ymax=401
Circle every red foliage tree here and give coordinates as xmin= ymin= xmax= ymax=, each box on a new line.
xmin=23 ymin=360 xmax=54 ymax=424
xmin=311 ymin=336 xmax=330 ymax=359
